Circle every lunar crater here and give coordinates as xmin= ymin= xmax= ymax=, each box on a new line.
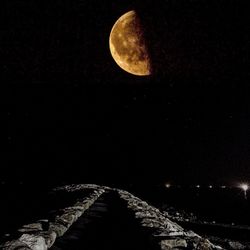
xmin=109 ymin=10 xmax=151 ymax=76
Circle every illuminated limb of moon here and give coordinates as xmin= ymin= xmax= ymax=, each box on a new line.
xmin=109 ymin=10 xmax=152 ymax=76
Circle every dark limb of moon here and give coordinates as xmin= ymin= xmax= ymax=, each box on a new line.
xmin=109 ymin=10 xmax=152 ymax=76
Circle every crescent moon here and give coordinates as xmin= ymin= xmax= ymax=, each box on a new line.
xmin=109 ymin=10 xmax=152 ymax=76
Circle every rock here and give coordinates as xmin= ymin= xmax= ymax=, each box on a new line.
xmin=62 ymin=206 xmax=83 ymax=214
xmin=161 ymin=239 xmax=188 ymax=249
xmin=19 ymin=234 xmax=47 ymax=250
xmin=141 ymin=218 xmax=165 ymax=229
xmin=228 ymin=241 xmax=246 ymax=249
xmin=74 ymin=202 xmax=87 ymax=210
xmin=154 ymin=229 xmax=198 ymax=238
xmin=18 ymin=223 xmax=43 ymax=233
xmin=38 ymin=231 xmax=57 ymax=248
xmin=1 ymin=185 xmax=224 ymax=250
xmin=135 ymin=211 xmax=155 ymax=218
xmin=53 ymin=184 xmax=107 ymax=194
xmin=55 ymin=213 xmax=76 ymax=227
xmin=142 ymin=221 xmax=164 ymax=229
xmin=117 ymin=187 xmax=225 ymax=249
xmin=193 ymin=239 xmax=214 ymax=250
xmin=49 ymin=222 xmax=68 ymax=237
xmin=153 ymin=230 xmax=183 ymax=237
xmin=135 ymin=210 xmax=166 ymax=220
xmin=184 ymin=230 xmax=200 ymax=238
xmin=1 ymin=240 xmax=31 ymax=250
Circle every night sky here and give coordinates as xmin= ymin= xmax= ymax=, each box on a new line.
xmin=2 ymin=0 xmax=250 ymax=186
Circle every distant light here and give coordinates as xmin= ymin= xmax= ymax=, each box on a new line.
xmin=221 ymin=185 xmax=226 ymax=189
xmin=209 ymin=185 xmax=213 ymax=189
xmin=240 ymin=184 xmax=249 ymax=192
xmin=239 ymin=184 xmax=249 ymax=200
xmin=165 ymin=183 xmax=171 ymax=188
xmin=196 ymin=185 xmax=200 ymax=188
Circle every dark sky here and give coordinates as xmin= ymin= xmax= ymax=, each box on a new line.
xmin=2 ymin=0 xmax=250 ymax=186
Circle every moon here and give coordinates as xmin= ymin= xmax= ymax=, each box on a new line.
xmin=109 ymin=10 xmax=152 ymax=76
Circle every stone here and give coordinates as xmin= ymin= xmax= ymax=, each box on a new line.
xmin=186 ymin=230 xmax=199 ymax=237
xmin=1 ymin=240 xmax=31 ymax=250
xmin=19 ymin=234 xmax=47 ymax=250
xmin=1 ymin=185 xmax=224 ymax=250
xmin=60 ymin=208 xmax=82 ymax=220
xmin=141 ymin=218 xmax=165 ymax=229
xmin=161 ymin=239 xmax=188 ymax=249
xmin=228 ymin=241 xmax=246 ymax=249
xmin=49 ymin=223 xmax=68 ymax=237
xmin=18 ymin=223 xmax=43 ymax=233
xmin=194 ymin=239 xmax=214 ymax=250
xmin=135 ymin=211 xmax=155 ymax=218
xmin=38 ymin=231 xmax=57 ymax=248
xmin=55 ymin=213 xmax=76 ymax=227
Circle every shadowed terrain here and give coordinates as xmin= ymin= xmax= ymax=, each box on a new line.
xmin=51 ymin=191 xmax=155 ymax=250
